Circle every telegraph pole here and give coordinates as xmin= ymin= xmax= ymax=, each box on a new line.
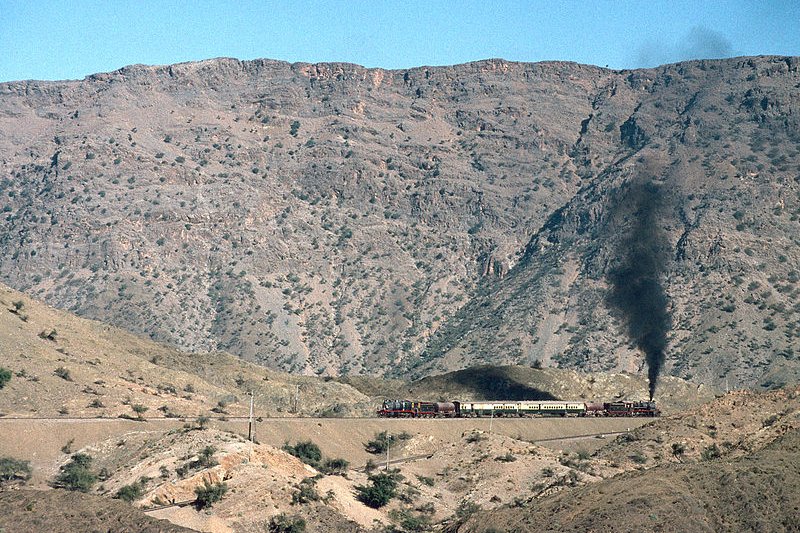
xmin=247 ymin=391 xmax=255 ymax=442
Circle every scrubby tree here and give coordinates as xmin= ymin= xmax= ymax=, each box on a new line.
xmin=197 ymin=446 xmax=218 ymax=468
xmin=355 ymin=470 xmax=401 ymax=509
xmin=131 ymin=404 xmax=148 ymax=420
xmin=0 ymin=457 xmax=31 ymax=484
xmin=283 ymin=441 xmax=322 ymax=468
xmin=194 ymin=480 xmax=227 ymax=509
xmin=54 ymin=453 xmax=97 ymax=492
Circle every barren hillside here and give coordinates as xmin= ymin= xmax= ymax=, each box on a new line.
xmin=0 ymin=282 xmax=371 ymax=418
xmin=1 ymin=56 xmax=799 ymax=389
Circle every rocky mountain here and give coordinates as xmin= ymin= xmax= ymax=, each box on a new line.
xmin=1 ymin=56 xmax=799 ymax=389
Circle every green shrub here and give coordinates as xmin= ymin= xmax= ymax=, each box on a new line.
xmin=701 ymin=444 xmax=721 ymax=461
xmin=268 ymin=513 xmax=306 ymax=533
xmin=319 ymin=457 xmax=349 ymax=475
xmin=194 ymin=480 xmax=227 ymax=509
xmin=0 ymin=457 xmax=31 ymax=484
xmin=291 ymin=477 xmax=320 ymax=505
xmin=355 ymin=471 xmax=400 ymax=508
xmin=389 ymin=508 xmax=432 ymax=531
xmin=283 ymin=441 xmax=322 ymax=468
xmin=116 ymin=481 xmax=144 ymax=502
xmin=365 ymin=431 xmax=398 ymax=454
xmin=54 ymin=453 xmax=97 ymax=492
xmin=0 ymin=367 xmax=11 ymax=389
xmin=131 ymin=404 xmax=148 ymax=419
xmin=464 ymin=431 xmax=485 ymax=444
xmin=198 ymin=446 xmax=218 ymax=468
xmin=54 ymin=366 xmax=71 ymax=381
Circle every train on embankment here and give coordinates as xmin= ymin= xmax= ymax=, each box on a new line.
xmin=377 ymin=399 xmax=660 ymax=418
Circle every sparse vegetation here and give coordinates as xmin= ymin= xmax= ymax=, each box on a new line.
xmin=365 ymin=430 xmax=407 ymax=454
xmin=268 ymin=513 xmax=306 ymax=533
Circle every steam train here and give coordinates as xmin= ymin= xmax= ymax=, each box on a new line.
xmin=377 ymin=399 xmax=660 ymax=418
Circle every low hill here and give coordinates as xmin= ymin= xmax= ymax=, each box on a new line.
xmin=461 ymin=385 xmax=800 ymax=532
xmin=0 ymin=282 xmax=371 ymax=419
xmin=464 ymin=426 xmax=800 ymax=533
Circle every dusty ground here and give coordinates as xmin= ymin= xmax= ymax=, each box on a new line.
xmin=0 ymin=416 xmax=651 ymax=484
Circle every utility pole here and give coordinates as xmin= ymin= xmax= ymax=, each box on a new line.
xmin=247 ymin=391 xmax=255 ymax=442
xmin=489 ymin=407 xmax=494 ymax=433
xmin=385 ymin=439 xmax=390 ymax=471
xmin=294 ymin=384 xmax=300 ymax=414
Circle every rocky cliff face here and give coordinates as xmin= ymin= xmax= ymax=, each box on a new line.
xmin=1 ymin=56 xmax=799 ymax=388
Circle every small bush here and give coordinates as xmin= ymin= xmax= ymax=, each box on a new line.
xmin=389 ymin=509 xmax=431 ymax=532
xmin=355 ymin=470 xmax=401 ymax=509
xmin=194 ymin=480 xmax=227 ymax=509
xmin=54 ymin=366 xmax=72 ymax=381
xmin=701 ymin=444 xmax=721 ymax=461
xmin=54 ymin=453 xmax=97 ymax=492
xmin=116 ymin=481 xmax=144 ymax=502
xmin=39 ymin=329 xmax=58 ymax=342
xmin=283 ymin=441 xmax=322 ymax=468
xmin=671 ymin=442 xmax=686 ymax=458
xmin=495 ymin=453 xmax=517 ymax=463
xmin=0 ymin=367 xmax=11 ymax=389
xmin=319 ymin=457 xmax=349 ymax=475
xmin=416 ymin=474 xmax=434 ymax=486
xmin=464 ymin=431 xmax=485 ymax=444
xmin=0 ymin=457 xmax=31 ymax=484
xmin=630 ymin=452 xmax=647 ymax=464
xmin=197 ymin=446 xmax=218 ymax=468
xmin=365 ymin=431 xmax=398 ymax=454
xmin=268 ymin=513 xmax=306 ymax=533
xmin=291 ymin=477 xmax=320 ymax=505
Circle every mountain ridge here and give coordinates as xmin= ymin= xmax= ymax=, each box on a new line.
xmin=1 ymin=55 xmax=798 ymax=390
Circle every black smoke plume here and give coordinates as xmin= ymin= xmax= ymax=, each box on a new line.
xmin=607 ymin=180 xmax=671 ymax=400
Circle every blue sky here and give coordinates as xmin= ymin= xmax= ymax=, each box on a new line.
xmin=1 ymin=0 xmax=798 ymax=82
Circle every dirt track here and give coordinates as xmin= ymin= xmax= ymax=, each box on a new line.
xmin=0 ymin=416 xmax=650 ymax=482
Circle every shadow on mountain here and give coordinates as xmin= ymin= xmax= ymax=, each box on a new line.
xmin=418 ymin=366 xmax=560 ymax=401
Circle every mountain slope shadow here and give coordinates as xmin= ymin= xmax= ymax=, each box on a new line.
xmin=414 ymin=366 xmax=560 ymax=401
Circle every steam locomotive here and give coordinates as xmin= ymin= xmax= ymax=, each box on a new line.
xmin=377 ymin=399 xmax=659 ymax=418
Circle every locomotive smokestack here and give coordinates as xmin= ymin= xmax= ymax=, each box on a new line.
xmin=607 ymin=179 xmax=671 ymax=401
